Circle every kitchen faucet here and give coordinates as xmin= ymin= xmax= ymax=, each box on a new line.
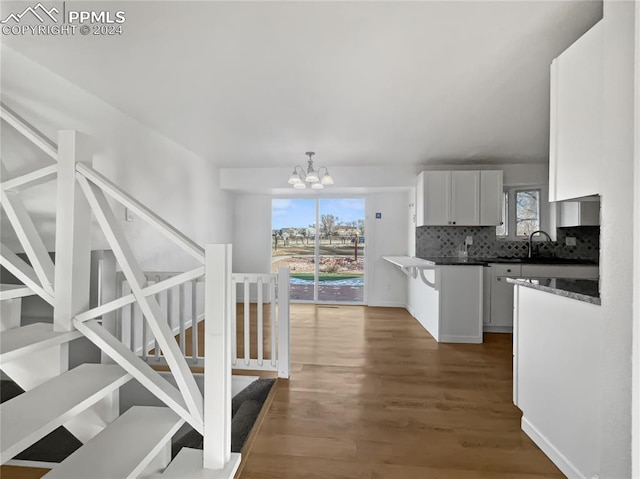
xmin=528 ymin=230 xmax=553 ymax=258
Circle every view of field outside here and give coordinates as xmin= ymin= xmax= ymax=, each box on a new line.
xmin=272 ymin=198 xmax=365 ymax=302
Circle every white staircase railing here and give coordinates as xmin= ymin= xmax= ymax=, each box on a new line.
xmin=0 ymin=103 xmax=275 ymax=475
xmin=114 ymin=269 xmax=291 ymax=378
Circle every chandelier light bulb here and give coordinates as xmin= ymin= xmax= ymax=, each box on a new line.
xmin=288 ymin=151 xmax=333 ymax=189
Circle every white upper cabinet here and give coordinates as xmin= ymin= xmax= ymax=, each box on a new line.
xmin=480 ymin=170 xmax=504 ymax=226
xmin=416 ymin=170 xmax=502 ymax=227
xmin=558 ymin=199 xmax=600 ymax=227
xmin=417 ymin=170 xmax=451 ymax=226
xmin=451 ymin=171 xmax=480 ymax=226
xmin=549 ymin=21 xmax=603 ymax=202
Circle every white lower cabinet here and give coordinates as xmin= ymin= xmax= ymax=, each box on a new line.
xmin=486 ymin=264 xmax=522 ymax=332
xmin=484 ymin=263 xmax=599 ymax=332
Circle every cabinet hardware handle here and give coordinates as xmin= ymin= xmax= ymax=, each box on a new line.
xmin=497 ymin=278 xmax=502 ymax=281
xmin=452 ymin=221 xmax=456 ymax=225
xmin=507 ymin=269 xmax=511 ymax=272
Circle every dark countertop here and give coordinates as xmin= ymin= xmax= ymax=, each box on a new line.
xmin=417 ymin=256 xmax=598 ymax=267
xmin=506 ymin=277 xmax=601 ymax=305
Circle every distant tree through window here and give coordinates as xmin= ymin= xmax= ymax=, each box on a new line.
xmin=516 ymin=190 xmax=540 ymax=237
xmin=496 ymin=187 xmax=543 ymax=239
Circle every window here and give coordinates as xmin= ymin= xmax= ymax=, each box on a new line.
xmin=497 ymin=186 xmax=544 ymax=239
xmin=515 ymin=190 xmax=540 ymax=237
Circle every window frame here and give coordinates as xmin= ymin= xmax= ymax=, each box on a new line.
xmin=496 ymin=184 xmax=549 ymax=241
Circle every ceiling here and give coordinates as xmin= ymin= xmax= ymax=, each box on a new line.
xmin=2 ymin=1 xmax=602 ymax=168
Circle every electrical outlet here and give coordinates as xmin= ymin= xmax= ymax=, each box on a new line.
xmin=465 ymin=236 xmax=473 ymax=245
xmin=125 ymin=207 xmax=134 ymax=222
xmin=565 ymin=237 xmax=576 ymax=246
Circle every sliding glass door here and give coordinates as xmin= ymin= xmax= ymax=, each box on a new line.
xmin=271 ymin=199 xmax=316 ymax=301
xmin=271 ymin=198 xmax=365 ymax=303
xmin=317 ymin=199 xmax=364 ymax=302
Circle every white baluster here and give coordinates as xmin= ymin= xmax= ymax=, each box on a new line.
xmin=244 ymin=277 xmax=250 ymax=366
xmin=142 ymin=275 xmax=148 ymax=360
xmin=179 ymin=282 xmax=186 ymax=356
xmin=192 ymin=279 xmax=198 ymax=364
xmin=270 ymin=278 xmax=276 ymax=367
xmin=231 ymin=277 xmax=237 ymax=366
xmin=154 ymin=274 xmax=161 ymax=361
xmin=257 ymin=277 xmax=263 ymax=366
xmin=277 ymin=267 xmax=290 ymax=378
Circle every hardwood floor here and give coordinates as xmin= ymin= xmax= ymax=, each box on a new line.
xmin=1 ymin=304 xmax=563 ymax=478
xmin=238 ymin=304 xmax=563 ymax=479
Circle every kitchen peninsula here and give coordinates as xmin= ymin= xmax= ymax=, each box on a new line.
xmin=384 ymin=256 xmax=484 ymax=344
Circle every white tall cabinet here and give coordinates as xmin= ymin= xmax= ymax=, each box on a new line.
xmin=549 ymin=21 xmax=603 ymax=201
xmin=416 ymin=170 xmax=502 ymax=227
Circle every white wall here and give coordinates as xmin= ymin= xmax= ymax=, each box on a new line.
xmin=232 ymin=194 xmax=272 ymax=274
xmin=598 ymin=2 xmax=636 ymax=476
xmin=364 ymin=192 xmax=408 ymax=307
xmin=231 ymin=191 xmax=408 ymax=306
xmin=220 ymin=162 xmax=547 ymax=195
xmin=633 ymin=3 xmax=640 ymax=476
xmin=407 ymin=188 xmax=416 ymax=257
xmin=1 ymin=46 xmax=233 ymax=271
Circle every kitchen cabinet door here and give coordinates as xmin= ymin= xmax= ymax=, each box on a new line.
xmin=480 ymin=170 xmax=504 ymax=226
xmin=417 ymin=171 xmax=451 ymax=226
xmin=450 ymin=171 xmax=479 ymax=226
xmin=490 ymin=273 xmax=516 ymax=329
xmin=549 ymin=21 xmax=603 ymax=201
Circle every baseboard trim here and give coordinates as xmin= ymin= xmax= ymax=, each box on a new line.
xmin=521 ymin=416 xmax=587 ymax=479
xmin=483 ymin=325 xmax=513 ymax=333
xmin=366 ymin=301 xmax=406 ymax=308
xmin=405 ymin=304 xmax=415 ymax=317
xmin=438 ymin=334 xmax=482 ymax=344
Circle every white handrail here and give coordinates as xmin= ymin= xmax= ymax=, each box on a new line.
xmin=0 ymin=103 xmax=57 ymax=160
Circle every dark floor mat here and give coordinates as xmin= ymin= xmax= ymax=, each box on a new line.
xmin=1 ymin=379 xmax=83 ymax=462
xmin=172 ymin=378 xmax=275 ymax=457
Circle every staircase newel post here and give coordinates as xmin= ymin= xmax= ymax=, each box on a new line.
xmin=277 ymin=267 xmax=291 ymax=379
xmin=203 ymin=244 xmax=232 ymax=470
xmin=54 ymin=130 xmax=93 ymax=334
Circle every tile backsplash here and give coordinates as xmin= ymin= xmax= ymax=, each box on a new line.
xmin=416 ymin=225 xmax=599 ymax=262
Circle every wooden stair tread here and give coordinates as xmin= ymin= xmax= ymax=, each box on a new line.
xmin=161 ymin=448 xmax=241 ymax=479
xmin=43 ymin=406 xmax=184 ymax=479
xmin=0 ymin=363 xmax=131 ymax=463
xmin=0 ymin=323 xmax=82 ymax=365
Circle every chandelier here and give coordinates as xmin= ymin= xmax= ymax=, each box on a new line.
xmin=287 ymin=152 xmax=334 ymax=189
